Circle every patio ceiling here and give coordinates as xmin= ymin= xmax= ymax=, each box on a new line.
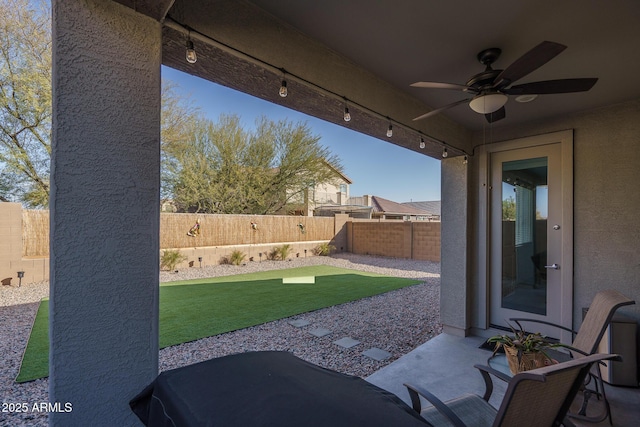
xmin=130 ymin=0 xmax=640 ymax=158
xmin=245 ymin=0 xmax=640 ymax=131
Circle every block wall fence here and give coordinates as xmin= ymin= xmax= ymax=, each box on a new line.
xmin=346 ymin=219 xmax=441 ymax=261
xmin=0 ymin=202 xmax=440 ymax=285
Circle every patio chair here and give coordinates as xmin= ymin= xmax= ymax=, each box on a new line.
xmin=404 ymin=353 xmax=620 ymax=427
xmin=495 ymin=289 xmax=635 ymax=424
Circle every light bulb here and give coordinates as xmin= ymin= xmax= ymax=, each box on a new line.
xmin=343 ymin=107 xmax=351 ymax=122
xmin=463 ymin=155 xmax=468 ymax=164
xmin=279 ymin=80 xmax=288 ymax=98
xmin=185 ymin=39 xmax=197 ymax=64
xmin=419 ymin=138 xmax=425 ymax=149
xmin=386 ymin=124 xmax=393 ymax=137
xmin=442 ymin=148 xmax=448 ymax=158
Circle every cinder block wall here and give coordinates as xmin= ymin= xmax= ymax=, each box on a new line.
xmin=412 ymin=222 xmax=441 ymax=262
xmin=347 ymin=220 xmax=441 ymax=262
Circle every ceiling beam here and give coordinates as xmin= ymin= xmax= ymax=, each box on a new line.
xmin=162 ymin=0 xmax=473 ymax=159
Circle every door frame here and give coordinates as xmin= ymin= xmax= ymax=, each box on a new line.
xmin=475 ymin=130 xmax=574 ymax=343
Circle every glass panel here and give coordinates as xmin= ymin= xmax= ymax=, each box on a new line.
xmin=501 ymin=157 xmax=548 ymax=315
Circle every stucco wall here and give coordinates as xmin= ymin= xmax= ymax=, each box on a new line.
xmin=50 ymin=1 xmax=161 ymax=425
xmin=469 ymin=99 xmax=640 ymax=330
xmin=440 ymin=157 xmax=470 ymax=336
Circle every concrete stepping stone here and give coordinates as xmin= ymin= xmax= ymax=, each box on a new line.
xmin=362 ymin=347 xmax=392 ymax=361
xmin=333 ymin=337 xmax=360 ymax=349
xmin=308 ymin=327 xmax=332 ymax=338
xmin=288 ymin=319 xmax=311 ymax=328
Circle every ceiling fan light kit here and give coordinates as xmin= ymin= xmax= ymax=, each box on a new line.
xmin=411 ymin=41 xmax=598 ymax=123
xmin=469 ymin=92 xmax=508 ymax=114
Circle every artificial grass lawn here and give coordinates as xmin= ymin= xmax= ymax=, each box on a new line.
xmin=16 ymin=265 xmax=419 ymax=382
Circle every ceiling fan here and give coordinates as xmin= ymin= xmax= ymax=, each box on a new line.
xmin=411 ymin=41 xmax=598 ymax=123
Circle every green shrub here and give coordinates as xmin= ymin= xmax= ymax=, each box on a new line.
xmin=160 ymin=249 xmax=188 ymax=271
xmin=313 ymin=243 xmax=335 ymax=256
xmin=266 ymin=244 xmax=293 ymax=261
xmin=221 ymin=250 xmax=246 ymax=266
xmin=277 ymin=244 xmax=293 ymax=260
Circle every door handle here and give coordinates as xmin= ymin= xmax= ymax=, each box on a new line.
xmin=544 ymin=263 xmax=560 ymax=270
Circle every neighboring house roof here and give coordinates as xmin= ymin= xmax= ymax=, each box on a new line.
xmin=370 ymin=196 xmax=428 ymax=216
xmin=402 ymin=200 xmax=441 ymax=217
xmin=321 ymin=159 xmax=352 ymax=184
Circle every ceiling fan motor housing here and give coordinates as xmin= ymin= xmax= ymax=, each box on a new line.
xmin=466 ymin=69 xmax=502 ymax=91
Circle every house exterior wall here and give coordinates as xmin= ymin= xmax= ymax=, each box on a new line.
xmin=295 ymin=179 xmax=349 ymax=216
xmin=313 ymin=180 xmax=348 ymax=206
xmin=467 ymin=99 xmax=640 ymax=334
xmin=50 ymin=1 xmax=161 ymax=425
xmin=284 ymin=172 xmax=349 ymax=216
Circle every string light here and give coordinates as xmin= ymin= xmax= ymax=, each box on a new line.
xmin=279 ymin=79 xmax=288 ymax=98
xmin=185 ymin=38 xmax=197 ymax=64
xmin=167 ymin=19 xmax=474 ymax=161
xmin=463 ymin=155 xmax=468 ymax=164
xmin=343 ymin=106 xmax=351 ymax=122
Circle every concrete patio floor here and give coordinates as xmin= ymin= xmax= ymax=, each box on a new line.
xmin=366 ymin=334 xmax=640 ymax=427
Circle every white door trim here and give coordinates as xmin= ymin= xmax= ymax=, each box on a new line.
xmin=476 ymin=130 xmax=573 ymax=343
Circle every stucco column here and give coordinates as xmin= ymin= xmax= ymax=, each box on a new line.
xmin=50 ymin=1 xmax=160 ymax=425
xmin=440 ymin=157 xmax=470 ymax=336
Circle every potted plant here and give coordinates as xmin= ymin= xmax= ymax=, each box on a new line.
xmin=487 ymin=322 xmax=561 ymax=374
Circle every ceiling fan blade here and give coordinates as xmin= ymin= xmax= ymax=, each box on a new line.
xmin=493 ymin=41 xmax=567 ymax=88
xmin=485 ymin=106 xmax=506 ymax=123
xmin=413 ymin=98 xmax=470 ymax=121
xmin=410 ymin=81 xmax=471 ymax=91
xmin=504 ymin=78 xmax=598 ymax=95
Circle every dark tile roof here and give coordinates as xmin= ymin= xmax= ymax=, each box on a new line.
xmin=371 ymin=196 xmax=429 ymax=215
xmin=401 ymin=201 xmax=441 ymax=216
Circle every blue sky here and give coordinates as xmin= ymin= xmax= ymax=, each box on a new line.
xmin=162 ymin=66 xmax=441 ymax=203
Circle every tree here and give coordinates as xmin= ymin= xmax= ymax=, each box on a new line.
xmin=0 ymin=0 xmax=339 ymax=212
xmin=164 ymin=114 xmax=343 ymax=214
xmin=160 ymin=80 xmax=203 ymax=200
xmin=0 ymin=0 xmax=202 ymax=207
xmin=0 ymin=0 xmax=51 ymax=207
xmin=502 ymin=195 xmax=516 ymax=221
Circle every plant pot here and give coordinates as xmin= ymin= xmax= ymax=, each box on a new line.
xmin=504 ymin=346 xmax=549 ymax=375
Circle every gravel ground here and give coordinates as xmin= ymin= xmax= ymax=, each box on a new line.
xmin=0 ymin=253 xmax=441 ymax=426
